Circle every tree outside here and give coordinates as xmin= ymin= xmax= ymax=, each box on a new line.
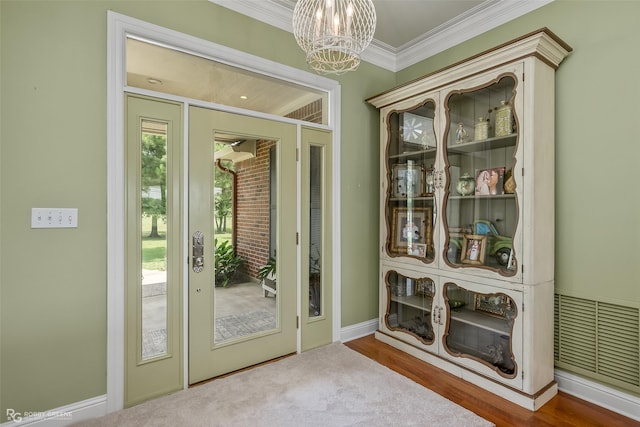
xmin=214 ymin=144 xmax=234 ymax=235
xmin=141 ymin=132 xmax=167 ymax=239
xmin=139 ymin=139 xmax=235 ymax=271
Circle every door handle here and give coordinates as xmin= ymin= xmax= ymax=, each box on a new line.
xmin=192 ymin=231 xmax=204 ymax=273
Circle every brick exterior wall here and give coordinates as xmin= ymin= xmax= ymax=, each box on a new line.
xmin=234 ymin=140 xmax=274 ymax=279
xmin=231 ymin=99 xmax=322 ymax=279
xmin=285 ymin=98 xmax=323 ymax=124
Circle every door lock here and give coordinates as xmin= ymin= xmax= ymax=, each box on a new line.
xmin=192 ymin=231 xmax=204 ymax=273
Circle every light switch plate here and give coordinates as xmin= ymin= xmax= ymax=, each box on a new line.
xmin=31 ymin=208 xmax=78 ymax=228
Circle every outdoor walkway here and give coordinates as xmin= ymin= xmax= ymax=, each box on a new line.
xmin=141 ymin=273 xmax=276 ymax=357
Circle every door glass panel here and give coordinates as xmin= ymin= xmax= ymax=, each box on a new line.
xmin=213 ymin=134 xmax=278 ymax=343
xmin=384 ymin=271 xmax=435 ymax=345
xmin=309 ymin=146 xmax=322 ymax=317
xmin=141 ymin=119 xmax=168 ymax=359
xmin=444 ymin=76 xmax=518 ymax=275
xmin=443 ymin=283 xmax=517 ymax=378
xmin=385 ymin=101 xmax=436 ymax=263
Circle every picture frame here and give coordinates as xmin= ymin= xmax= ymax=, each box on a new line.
xmin=474 ymin=293 xmax=509 ymax=318
xmin=415 ymin=279 xmax=434 ymax=297
xmin=392 ymin=163 xmax=423 ymax=198
xmin=402 ymin=112 xmax=435 ymax=148
xmin=474 ymin=167 xmax=505 ymax=196
xmin=460 ymin=234 xmax=487 ymax=265
xmin=390 ymin=207 xmax=432 ymax=254
xmin=407 ymin=242 xmax=427 ymax=258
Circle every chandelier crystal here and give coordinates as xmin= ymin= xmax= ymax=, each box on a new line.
xmin=293 ymin=0 xmax=377 ymax=75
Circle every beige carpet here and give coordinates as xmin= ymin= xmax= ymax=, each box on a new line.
xmin=77 ymin=343 xmax=493 ymax=427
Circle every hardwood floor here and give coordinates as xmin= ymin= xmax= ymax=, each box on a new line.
xmin=345 ymin=334 xmax=639 ymax=427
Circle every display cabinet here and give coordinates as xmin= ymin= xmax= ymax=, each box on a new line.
xmin=368 ymin=29 xmax=571 ymax=410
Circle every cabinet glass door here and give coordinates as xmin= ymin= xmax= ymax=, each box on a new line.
xmin=385 ymin=100 xmax=437 ymax=263
xmin=442 ymin=282 xmax=518 ymax=379
xmin=383 ymin=269 xmax=436 ymax=346
xmin=443 ymin=75 xmax=519 ymax=276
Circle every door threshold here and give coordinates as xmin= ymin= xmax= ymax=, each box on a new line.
xmin=189 ymin=351 xmax=297 ymax=387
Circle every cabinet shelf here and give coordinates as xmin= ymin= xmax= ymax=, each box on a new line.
xmin=447 ymin=134 xmax=516 ymax=154
xmin=390 ymin=147 xmax=437 ymax=160
xmin=391 ymin=295 xmax=433 ymax=312
xmin=449 ymin=308 xmax=511 ymax=335
xmin=390 ymin=196 xmax=434 ymax=202
xmin=447 ymin=194 xmax=515 ymax=201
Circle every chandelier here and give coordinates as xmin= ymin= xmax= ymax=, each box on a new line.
xmin=292 ymin=0 xmax=377 ymax=75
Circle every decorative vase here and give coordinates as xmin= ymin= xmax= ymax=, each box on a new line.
xmin=474 ymin=117 xmax=489 ymax=141
xmin=503 ymin=168 xmax=516 ymax=194
xmin=495 ymin=101 xmax=513 ymax=137
xmin=456 ymin=173 xmax=475 ymax=196
xmin=455 ymin=123 xmax=467 ymax=144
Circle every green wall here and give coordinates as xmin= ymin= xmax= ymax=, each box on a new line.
xmin=0 ymin=0 xmax=392 ymax=415
xmin=396 ymin=0 xmax=640 ymax=307
xmin=2 ymin=0 xmax=638 ymax=418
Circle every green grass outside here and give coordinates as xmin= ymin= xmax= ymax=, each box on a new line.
xmin=141 ymin=216 xmax=231 ymax=270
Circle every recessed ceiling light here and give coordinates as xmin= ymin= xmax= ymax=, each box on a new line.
xmin=147 ymin=78 xmax=163 ymax=85
xmin=240 ymin=95 xmax=248 ymax=100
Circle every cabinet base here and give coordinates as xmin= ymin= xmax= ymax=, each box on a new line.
xmin=374 ymin=330 xmax=557 ymax=411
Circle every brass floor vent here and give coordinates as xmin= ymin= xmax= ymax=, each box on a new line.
xmin=554 ymin=294 xmax=639 ymax=394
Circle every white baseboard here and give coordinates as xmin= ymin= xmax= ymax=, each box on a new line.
xmin=555 ymin=369 xmax=639 ymax=422
xmin=340 ymin=318 xmax=379 ymax=343
xmin=1 ymin=395 xmax=107 ymax=427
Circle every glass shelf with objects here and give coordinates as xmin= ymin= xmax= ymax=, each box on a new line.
xmin=443 ymin=282 xmax=518 ymax=378
xmin=385 ymin=100 xmax=437 ymax=263
xmin=384 ymin=270 xmax=436 ymax=345
xmin=443 ymin=75 xmax=519 ymax=275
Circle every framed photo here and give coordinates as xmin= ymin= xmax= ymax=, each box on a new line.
xmin=390 ymin=207 xmax=433 ymax=254
xmin=474 ymin=167 xmax=505 ymax=196
xmin=415 ymin=279 xmax=434 ymax=297
xmin=474 ymin=293 xmax=509 ymax=318
xmin=402 ymin=112 xmax=435 ymax=148
xmin=423 ymin=168 xmax=435 ymax=195
xmin=460 ymin=234 xmax=487 ymax=265
xmin=392 ymin=163 xmax=422 ymax=198
xmin=408 ymin=242 xmax=427 ymax=257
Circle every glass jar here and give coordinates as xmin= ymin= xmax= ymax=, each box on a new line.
xmin=495 ymin=101 xmax=513 ymax=137
xmin=474 ymin=117 xmax=489 ymax=141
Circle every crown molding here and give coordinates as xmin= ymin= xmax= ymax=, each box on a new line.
xmin=208 ymin=0 xmax=294 ymax=32
xmin=208 ymin=0 xmax=554 ymax=73
xmin=394 ymin=0 xmax=555 ymax=71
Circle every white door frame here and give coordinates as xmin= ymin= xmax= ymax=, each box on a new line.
xmin=107 ymin=11 xmax=341 ymax=412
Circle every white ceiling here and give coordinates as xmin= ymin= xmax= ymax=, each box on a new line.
xmin=209 ymin=0 xmax=553 ymax=72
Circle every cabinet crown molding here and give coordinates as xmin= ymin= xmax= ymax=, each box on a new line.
xmin=367 ymin=28 xmax=572 ymax=109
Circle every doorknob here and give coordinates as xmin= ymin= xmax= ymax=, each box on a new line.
xmin=192 ymin=231 xmax=204 ymax=273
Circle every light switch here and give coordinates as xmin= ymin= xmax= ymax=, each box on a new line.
xmin=31 ymin=208 xmax=78 ymax=228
